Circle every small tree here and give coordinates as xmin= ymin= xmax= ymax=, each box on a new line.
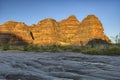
xmin=111 ymin=32 xmax=120 ymax=44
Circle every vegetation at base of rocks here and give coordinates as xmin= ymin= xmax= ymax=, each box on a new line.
xmin=23 ymin=45 xmax=74 ymax=52
xmin=0 ymin=38 xmax=120 ymax=55
xmin=0 ymin=44 xmax=23 ymax=51
xmin=0 ymin=43 xmax=120 ymax=55
xmin=81 ymin=45 xmax=120 ymax=55
xmin=0 ymin=44 xmax=10 ymax=51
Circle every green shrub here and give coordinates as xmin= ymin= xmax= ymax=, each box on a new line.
xmin=23 ymin=44 xmax=40 ymax=51
xmin=106 ymin=46 xmax=120 ymax=55
xmin=81 ymin=45 xmax=120 ymax=55
xmin=1 ymin=45 xmax=10 ymax=51
xmin=72 ymin=47 xmax=82 ymax=52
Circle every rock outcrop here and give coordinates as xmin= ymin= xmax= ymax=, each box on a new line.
xmin=0 ymin=14 xmax=111 ymax=46
xmin=58 ymin=15 xmax=80 ymax=45
xmin=30 ymin=18 xmax=58 ymax=45
xmin=78 ymin=15 xmax=111 ymax=45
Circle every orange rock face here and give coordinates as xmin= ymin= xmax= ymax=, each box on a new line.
xmin=31 ymin=18 xmax=58 ymax=45
xmin=0 ymin=14 xmax=111 ymax=46
xmin=58 ymin=15 xmax=81 ymax=45
xmin=78 ymin=15 xmax=111 ymax=45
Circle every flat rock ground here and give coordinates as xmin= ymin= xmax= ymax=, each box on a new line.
xmin=0 ymin=51 xmax=120 ymax=80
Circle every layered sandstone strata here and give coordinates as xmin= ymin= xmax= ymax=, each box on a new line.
xmin=0 ymin=14 xmax=111 ymax=46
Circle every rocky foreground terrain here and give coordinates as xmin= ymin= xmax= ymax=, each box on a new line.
xmin=0 ymin=51 xmax=120 ymax=80
xmin=0 ymin=14 xmax=111 ymax=46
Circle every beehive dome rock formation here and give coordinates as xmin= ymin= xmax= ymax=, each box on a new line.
xmin=58 ymin=15 xmax=80 ymax=45
xmin=30 ymin=18 xmax=58 ymax=45
xmin=0 ymin=21 xmax=30 ymax=45
xmin=0 ymin=14 xmax=111 ymax=46
xmin=79 ymin=15 xmax=110 ymax=44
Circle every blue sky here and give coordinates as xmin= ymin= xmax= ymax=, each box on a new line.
xmin=0 ymin=0 xmax=120 ymax=40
